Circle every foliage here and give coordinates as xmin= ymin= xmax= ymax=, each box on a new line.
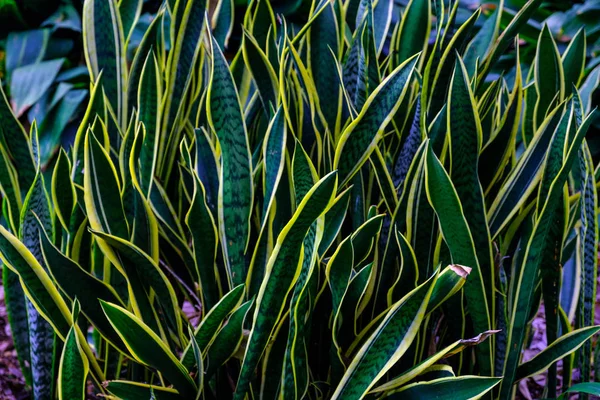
xmin=0 ymin=0 xmax=599 ymax=399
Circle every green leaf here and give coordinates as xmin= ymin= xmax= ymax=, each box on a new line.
xmin=207 ymin=35 xmax=254 ymax=288
xmin=58 ymin=309 xmax=89 ymax=400
xmin=562 ymin=28 xmax=586 ymax=89
xmin=499 ymin=109 xmax=597 ymax=399
xmin=119 ymin=0 xmax=142 ymax=42
xmin=83 ymin=0 xmax=127 ymax=126
xmin=0 ymin=82 xmax=36 ymax=190
xmin=83 ymin=126 xmax=130 ymax=272
xmin=516 ymin=326 xmax=600 ymax=380
xmin=137 ymin=50 xmax=162 ymax=196
xmin=159 ymin=0 xmax=207 ymax=180
xmin=106 ymin=380 xmax=183 ymax=400
xmin=212 ymin=0 xmax=234 ymax=48
xmin=51 ymin=149 xmax=76 ymax=231
xmin=393 ymin=0 xmax=430 ymax=68
xmin=235 ymin=172 xmax=337 ymax=400
xmin=100 ymin=301 xmax=197 ymax=398
xmin=424 ymin=144 xmax=492 ymax=374
xmin=205 ymin=300 xmax=253 ymax=378
xmin=558 ymin=383 xmax=600 ymax=400
xmin=534 ymin=24 xmax=564 ymax=129
xmin=186 ymin=171 xmax=220 ymax=311
xmin=309 ymin=0 xmax=341 ymax=129
xmin=38 ymin=223 xmax=127 ymax=352
xmin=181 ymin=284 xmax=245 ymax=369
xmin=447 ymin=57 xmax=495 ymax=335
xmin=385 ymin=376 xmax=501 ymax=399
xmin=331 ymin=270 xmax=438 ymax=399
xmin=334 ymin=54 xmax=419 ymax=186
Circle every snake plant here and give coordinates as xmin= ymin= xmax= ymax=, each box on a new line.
xmin=1 ymin=0 xmax=600 ymax=399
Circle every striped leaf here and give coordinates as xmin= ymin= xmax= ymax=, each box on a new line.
xmin=207 ymin=36 xmax=253 ymax=288
xmin=100 ymin=301 xmax=197 ymax=398
xmin=334 ymin=54 xmax=419 ymax=186
xmin=331 ymin=269 xmax=439 ymax=399
xmin=83 ymin=0 xmax=127 ymax=127
xmin=234 ymin=172 xmax=337 ymax=399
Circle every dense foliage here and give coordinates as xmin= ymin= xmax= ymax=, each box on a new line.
xmin=1 ymin=0 xmax=600 ymax=399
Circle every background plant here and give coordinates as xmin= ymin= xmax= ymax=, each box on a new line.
xmin=1 ymin=0 xmax=600 ymax=399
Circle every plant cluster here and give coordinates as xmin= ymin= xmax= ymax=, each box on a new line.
xmin=1 ymin=0 xmax=600 ymax=399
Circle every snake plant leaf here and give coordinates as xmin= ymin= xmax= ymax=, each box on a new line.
xmin=58 ymin=305 xmax=89 ymax=400
xmin=447 ymin=57 xmax=495 ymax=324
xmin=385 ymin=376 xmax=501 ymax=399
xmin=51 ymin=149 xmax=76 ymax=231
xmin=392 ymin=97 xmax=422 ymax=191
xmin=84 ymin=127 xmax=130 ymax=274
xmin=309 ymin=0 xmax=340 ymax=130
xmin=558 ymin=383 xmax=600 ymax=400
xmin=20 ymin=172 xmax=56 ymax=400
xmin=0 ymin=141 xmax=22 ymax=233
xmin=499 ymin=109 xmax=597 ymax=399
xmin=37 ymin=223 xmax=127 ymax=352
xmin=207 ymin=35 xmax=254 ymax=288
xmin=262 ymin=108 xmax=286 ymax=221
xmin=327 ymin=236 xmax=354 ymax=317
xmin=372 ymin=0 xmax=392 ymax=54
xmin=137 ymin=50 xmax=162 ymax=196
xmin=2 ymin=268 xmax=31 ymax=385
xmin=479 ymin=67 xmax=522 ymax=192
xmin=534 ymin=24 xmax=564 ymax=129
xmin=334 ymin=54 xmax=419 ymax=186
xmin=127 ymin=10 xmax=162 ymax=117
xmin=578 ymin=141 xmax=598 ymax=382
xmin=426 ymin=264 xmax=470 ymax=314
xmin=281 ymin=141 xmax=323 ymax=400
xmin=83 ymin=0 xmax=127 ymax=127
xmin=319 ymin=187 xmax=351 ymax=256
xmin=194 ymin=128 xmax=219 ymax=215
xmin=424 ymin=144 xmax=492 ymax=375
xmin=92 ymin=230 xmax=182 ymax=339
xmin=487 ymin=107 xmax=562 ymax=237
xmin=331 ymin=270 xmax=438 ymax=400
xmin=234 ymin=172 xmax=337 ymax=400
xmin=181 ymin=284 xmax=245 ymax=369
xmin=343 ymin=21 xmax=369 ymax=112
xmin=388 ymin=231 xmax=419 ymax=304
xmin=71 ymin=75 xmax=106 ymax=184
xmin=159 ymin=0 xmax=206 ymax=180
xmin=213 ymin=0 xmax=234 ymax=48
xmin=205 ymin=299 xmax=254 ymax=378
xmin=562 ymin=28 xmax=586 ymax=89
xmin=118 ymin=0 xmax=142 ymax=42
xmin=0 ymin=224 xmax=70 ymax=335
xmin=425 ymin=9 xmax=479 ymax=116
xmin=393 ymin=0 xmax=431 ymax=69
xmin=463 ymin=8 xmax=501 ymax=76
xmin=370 ymin=148 xmax=397 ymax=213
xmin=100 ymin=301 xmax=197 ymax=398
xmin=242 ymin=30 xmax=278 ymax=112
xmin=186 ymin=171 xmax=220 ymax=311
xmin=516 ymin=326 xmax=600 ymax=381
xmin=372 ymin=330 xmax=498 ymax=393
xmin=351 ymin=214 xmax=384 ymax=265
xmin=106 ymin=381 xmax=183 ymax=400
xmin=477 ymin=0 xmax=543 ymax=84
xmin=0 ymin=82 xmax=36 ymax=190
